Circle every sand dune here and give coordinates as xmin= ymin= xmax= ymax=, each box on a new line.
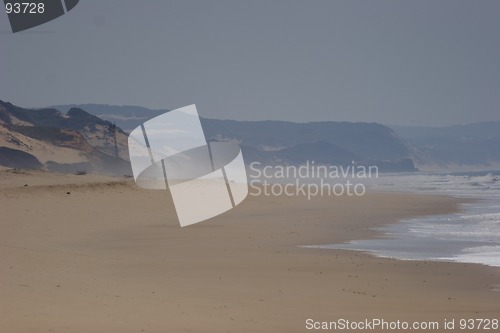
xmin=1 ymin=170 xmax=499 ymax=332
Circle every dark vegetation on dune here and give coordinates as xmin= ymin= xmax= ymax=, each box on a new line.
xmin=0 ymin=146 xmax=43 ymax=169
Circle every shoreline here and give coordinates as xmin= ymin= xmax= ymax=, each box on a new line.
xmin=318 ymin=190 xmax=500 ymax=269
xmin=1 ymin=170 xmax=499 ymax=332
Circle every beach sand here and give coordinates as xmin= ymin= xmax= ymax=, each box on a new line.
xmin=1 ymin=170 xmax=499 ymax=332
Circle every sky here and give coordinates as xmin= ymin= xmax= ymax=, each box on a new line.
xmin=1 ymin=0 xmax=499 ymax=126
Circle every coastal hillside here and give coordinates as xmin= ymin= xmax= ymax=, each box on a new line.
xmin=0 ymin=100 xmax=130 ymax=175
xmin=54 ymin=104 xmax=417 ymax=172
xmin=391 ymin=123 xmax=500 ymax=171
xmin=56 ymin=103 xmax=500 ymax=171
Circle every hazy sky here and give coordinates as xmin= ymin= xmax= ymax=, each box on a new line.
xmin=1 ymin=0 xmax=499 ymax=126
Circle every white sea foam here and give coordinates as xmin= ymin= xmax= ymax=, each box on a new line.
xmin=312 ymin=171 xmax=500 ymax=267
xmin=440 ymin=246 xmax=500 ymax=267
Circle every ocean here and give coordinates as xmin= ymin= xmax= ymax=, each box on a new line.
xmin=309 ymin=171 xmax=500 ymax=267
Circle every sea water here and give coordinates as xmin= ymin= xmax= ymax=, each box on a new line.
xmin=309 ymin=171 xmax=500 ymax=267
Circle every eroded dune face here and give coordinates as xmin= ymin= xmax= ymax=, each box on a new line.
xmin=0 ymin=102 xmax=130 ymax=175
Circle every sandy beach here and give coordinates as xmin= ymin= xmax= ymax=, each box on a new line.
xmin=1 ymin=170 xmax=499 ymax=332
